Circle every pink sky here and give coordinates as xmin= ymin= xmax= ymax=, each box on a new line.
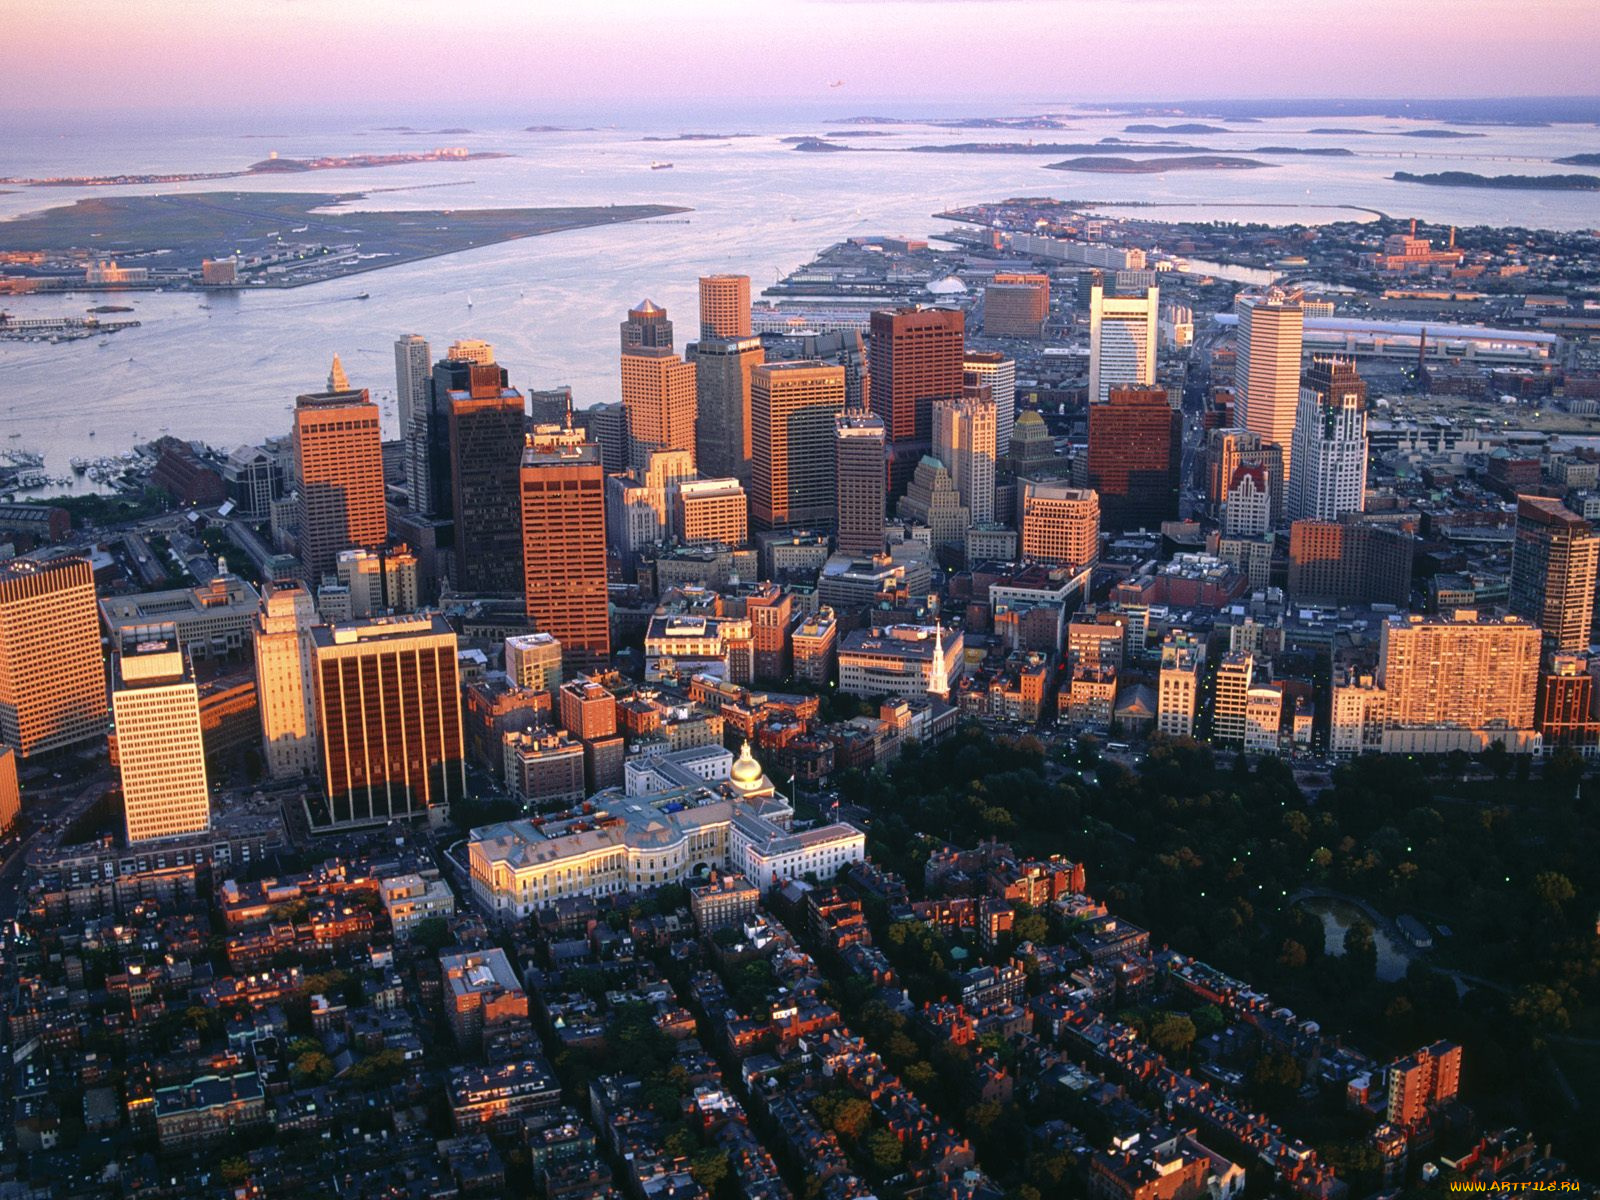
xmin=7 ymin=0 xmax=1598 ymax=115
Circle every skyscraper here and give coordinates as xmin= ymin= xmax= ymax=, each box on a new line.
xmin=1378 ymin=611 xmax=1540 ymax=735
xmin=1289 ymin=356 xmax=1368 ymax=522
xmin=425 ymin=346 xmax=509 ymax=519
xmin=394 ymin=333 xmax=431 ymax=508
xmin=674 ymin=478 xmax=749 ymax=547
xmin=1234 ymin=289 xmax=1305 ymax=473
xmin=897 ymin=455 xmax=970 ymax=550
xmin=1087 ymin=385 xmax=1181 ymax=531
xmin=1019 ymin=482 xmax=1100 ymax=571
xmin=1509 ymin=496 xmax=1599 ymax=654
xmin=933 ymin=392 xmax=997 ymax=526
xmin=751 ymin=361 xmax=846 ymax=531
xmin=1157 ymin=630 xmax=1205 ymax=738
xmin=447 ymin=366 xmax=527 ymax=595
xmin=692 ymin=336 xmax=764 ymax=484
xmin=253 ymin=579 xmax=319 ymax=780
xmin=698 ymin=274 xmax=752 ymax=339
xmin=293 ymin=388 xmax=387 ymax=580
xmin=834 ymin=411 xmax=887 ymax=556
xmin=112 ymin=624 xmax=210 ymax=845
xmin=869 ymin=307 xmax=964 ymax=497
xmin=621 ymin=300 xmax=696 ymax=471
xmin=0 ymin=557 xmax=107 ymax=758
xmin=963 ymin=352 xmax=1016 ymax=461
xmin=1087 ymin=284 xmax=1158 ymax=404
xmin=311 ymin=614 xmax=465 ymax=827
xmin=520 ymin=424 xmax=611 ymax=665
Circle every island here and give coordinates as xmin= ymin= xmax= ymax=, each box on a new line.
xmin=1555 ymin=153 xmax=1600 ymax=166
xmin=1047 ymin=155 xmax=1272 ymax=174
xmin=1252 ymin=145 xmax=1357 ymax=156
xmin=906 ymin=141 xmax=1208 ymax=155
xmin=0 ymin=191 xmax=691 ymax=290
xmin=824 ymin=130 xmax=894 ymax=138
xmin=1392 ymin=170 xmax=1600 ymax=191
xmin=1400 ymin=129 xmax=1486 ymax=139
xmin=1124 ymin=123 xmax=1229 ymax=134
xmin=1 ymin=148 xmax=509 ymax=188
xmin=791 ymin=139 xmax=852 ymax=153
xmin=642 ymin=133 xmax=756 ymax=142
xmin=1308 ymin=127 xmax=1377 ymax=135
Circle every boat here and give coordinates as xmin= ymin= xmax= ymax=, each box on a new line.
xmin=466 ymin=294 xmax=473 ymax=308
xmin=650 ymin=161 xmax=673 ymax=170
xmin=354 ymin=292 xmax=369 ymax=300
xmin=70 ymin=457 xmax=88 ymax=473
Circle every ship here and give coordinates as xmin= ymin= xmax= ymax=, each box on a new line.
xmin=650 ymin=161 xmax=674 ymax=170
xmin=70 ymin=457 xmax=88 ymax=473
xmin=354 ymin=292 xmax=370 ymax=300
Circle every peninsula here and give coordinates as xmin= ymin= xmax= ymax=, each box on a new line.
xmin=0 ymin=148 xmax=510 ymax=189
xmin=1392 ymin=170 xmax=1600 ymax=191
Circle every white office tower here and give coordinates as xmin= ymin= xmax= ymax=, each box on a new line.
xmin=1234 ymin=289 xmax=1305 ymax=475
xmin=963 ymin=352 xmax=1016 ymax=460
xmin=1087 ymin=284 xmax=1158 ymax=405
xmin=113 ymin=624 xmax=211 ymax=844
xmin=254 ymin=580 xmax=320 ymax=780
xmin=1288 ymin=356 xmax=1368 ymax=522
xmin=394 ymin=333 xmax=431 ymax=507
xmin=934 ymin=394 xmax=997 ymax=526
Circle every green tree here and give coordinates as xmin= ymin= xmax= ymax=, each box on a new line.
xmin=411 ymin=916 xmax=453 ymax=953
xmin=1532 ymin=871 xmax=1576 ymax=915
xmin=866 ymin=1127 xmax=904 ymax=1173
xmin=1149 ymin=1012 xmax=1198 ymax=1060
xmin=293 ymin=1050 xmax=334 ymax=1084
xmin=220 ymin=1158 xmax=251 ymax=1186
xmin=690 ymin=1149 xmax=730 ymax=1191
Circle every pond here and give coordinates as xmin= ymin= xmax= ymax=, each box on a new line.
xmin=1297 ymin=896 xmax=1412 ymax=982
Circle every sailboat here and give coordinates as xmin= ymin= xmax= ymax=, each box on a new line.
xmin=466 ymin=294 xmax=474 ymax=309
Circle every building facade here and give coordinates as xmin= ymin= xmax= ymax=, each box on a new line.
xmin=0 ymin=557 xmax=108 ymax=757
xmin=113 ymin=625 xmax=211 ymax=845
xmin=520 ymin=425 xmax=611 ymax=666
xmin=751 ymin=361 xmax=846 ymax=531
xmin=292 ymin=389 xmax=388 ymax=580
xmin=1087 ymin=284 xmax=1158 ymax=404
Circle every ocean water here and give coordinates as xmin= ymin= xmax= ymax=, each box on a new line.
xmin=2 ymin=104 xmax=1597 ymax=485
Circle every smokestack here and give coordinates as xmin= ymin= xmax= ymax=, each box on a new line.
xmin=1410 ymin=218 xmax=1417 ymax=237
xmin=1449 ymin=226 xmax=1456 ymax=249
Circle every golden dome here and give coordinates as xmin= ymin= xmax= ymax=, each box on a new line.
xmin=730 ymin=740 xmax=764 ymax=789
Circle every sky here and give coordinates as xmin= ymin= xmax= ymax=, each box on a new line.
xmin=5 ymin=0 xmax=1598 ymax=120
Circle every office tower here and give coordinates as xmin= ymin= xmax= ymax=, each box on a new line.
xmin=963 ymin=351 xmax=1016 ymax=460
xmin=528 ymin=386 xmax=573 ymax=426
xmin=423 ymin=347 xmax=510 ymax=519
xmin=1289 ymin=356 xmax=1368 ymax=522
xmin=1206 ymin=427 xmax=1258 ymax=511
xmin=1087 ymin=284 xmax=1158 ymax=404
xmin=0 ymin=557 xmax=107 ymax=757
xmin=983 ymin=273 xmax=1049 ymax=339
xmin=692 ymin=336 xmax=764 ymax=484
xmin=0 ymin=746 xmax=17 ymax=835
xmin=1212 ymin=651 xmax=1254 ymax=745
xmin=751 ymin=361 xmax=846 ymax=531
xmin=1223 ymin=466 xmax=1272 ymax=537
xmin=698 ymin=274 xmax=751 ymax=339
xmin=253 ymin=580 xmax=320 ymax=780
xmin=112 ymin=624 xmax=210 ymax=844
xmin=607 ymin=448 xmax=696 ymax=562
xmin=1536 ymin=653 xmax=1596 ymax=749
xmin=394 ymin=333 xmax=431 ymax=505
xmin=1509 ymin=496 xmax=1599 ymax=653
xmin=835 ymin=411 xmax=887 ymax=555
xmin=311 ymin=614 xmax=465 ymax=827
xmin=621 ymin=312 xmax=697 ymax=471
xmin=293 ymin=388 xmax=387 ymax=580
xmin=1087 ymin=385 xmax=1181 ymax=531
xmin=1387 ymin=1042 xmax=1463 ymax=1130
xmin=505 ymin=632 xmax=563 ymax=693
xmin=674 ymin=478 xmax=749 ymax=547
xmin=1019 ymin=482 xmax=1100 ymax=571
xmin=745 ymin=583 xmax=795 ymax=682
xmin=1008 ymin=410 xmax=1061 ymax=478
xmin=621 ymin=298 xmax=674 ymax=351
xmin=447 ymin=365 xmax=527 ymax=595
xmin=1157 ymin=630 xmax=1205 ymax=738
xmin=334 ymin=546 xmax=420 ymax=617
xmin=869 ymin=307 xmax=964 ymax=496
xmin=520 ymin=424 xmax=610 ymax=665
xmin=1378 ymin=611 xmax=1540 ymax=734
xmin=934 ymin=392 xmax=997 ymax=526
xmin=1287 ymin=519 xmax=1414 ymax=607
xmin=897 ymin=456 xmax=970 ymax=550
xmin=576 ymin=401 xmax=630 ymax=475
xmin=1234 ymin=289 xmax=1305 ymax=472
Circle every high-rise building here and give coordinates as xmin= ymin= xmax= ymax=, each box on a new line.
xmin=691 ymin=336 xmax=764 ymax=484
xmin=935 ymin=390 xmax=997 ymax=526
xmin=293 ymin=389 xmax=387 ymax=580
xmin=620 ymin=298 xmax=674 ymax=352
xmin=333 ymin=547 xmax=420 ymax=618
xmin=0 ymin=746 xmax=17 ymax=835
xmin=417 ymin=343 xmax=508 ymax=519
xmin=698 ymin=274 xmax=752 ymax=339
xmin=253 ymin=580 xmax=319 ymax=780
xmin=1287 ymin=519 xmax=1414 ymax=608
xmin=1387 ymin=1041 xmax=1462 ymax=1131
xmin=869 ymin=307 xmax=964 ymax=496
xmin=520 ymin=424 xmax=610 ymax=665
xmin=1087 ymin=284 xmax=1158 ymax=405
xmin=575 ymin=401 xmax=630 ymax=475
xmin=834 ymin=411 xmax=887 ymax=556
xmin=751 ymin=361 xmax=846 ymax=531
xmin=447 ymin=366 xmax=527 ymax=595
xmin=0 ymin=557 xmax=107 ymax=758
xmin=1087 ymin=385 xmax=1181 ymax=531
xmin=1288 ymin=356 xmax=1368 ymax=522
xmin=897 ymin=455 xmax=970 ymax=550
xmin=1157 ymin=630 xmax=1205 ymax=738
xmin=1509 ymin=495 xmax=1599 ymax=653
xmin=505 ymin=632 xmax=563 ymax=693
xmin=1378 ymin=611 xmax=1540 ymax=735
xmin=1019 ymin=482 xmax=1100 ymax=571
xmin=311 ymin=614 xmax=465 ymax=827
xmin=674 ymin=478 xmax=749 ymax=547
xmin=1212 ymin=651 xmax=1255 ymax=746
xmin=394 ymin=334 xmax=431 ymax=507
xmin=963 ymin=352 xmax=1016 ymax=460
xmin=1223 ymin=465 xmax=1273 ymax=538
xmin=621 ymin=325 xmax=697 ymax=472
xmin=1234 ymin=289 xmax=1305 ymax=473
xmin=983 ymin=273 xmax=1049 ymax=339
xmin=745 ymin=583 xmax=795 ymax=682
xmin=1536 ymin=653 xmax=1597 ymax=750
xmin=112 ymin=624 xmax=210 ymax=844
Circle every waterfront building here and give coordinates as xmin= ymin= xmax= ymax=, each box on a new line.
xmin=112 ymin=624 xmax=210 ymax=845
xmin=1087 ymin=283 xmax=1158 ymax=405
xmin=0 ymin=557 xmax=107 ymax=758
xmin=292 ymin=388 xmax=387 ymax=580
